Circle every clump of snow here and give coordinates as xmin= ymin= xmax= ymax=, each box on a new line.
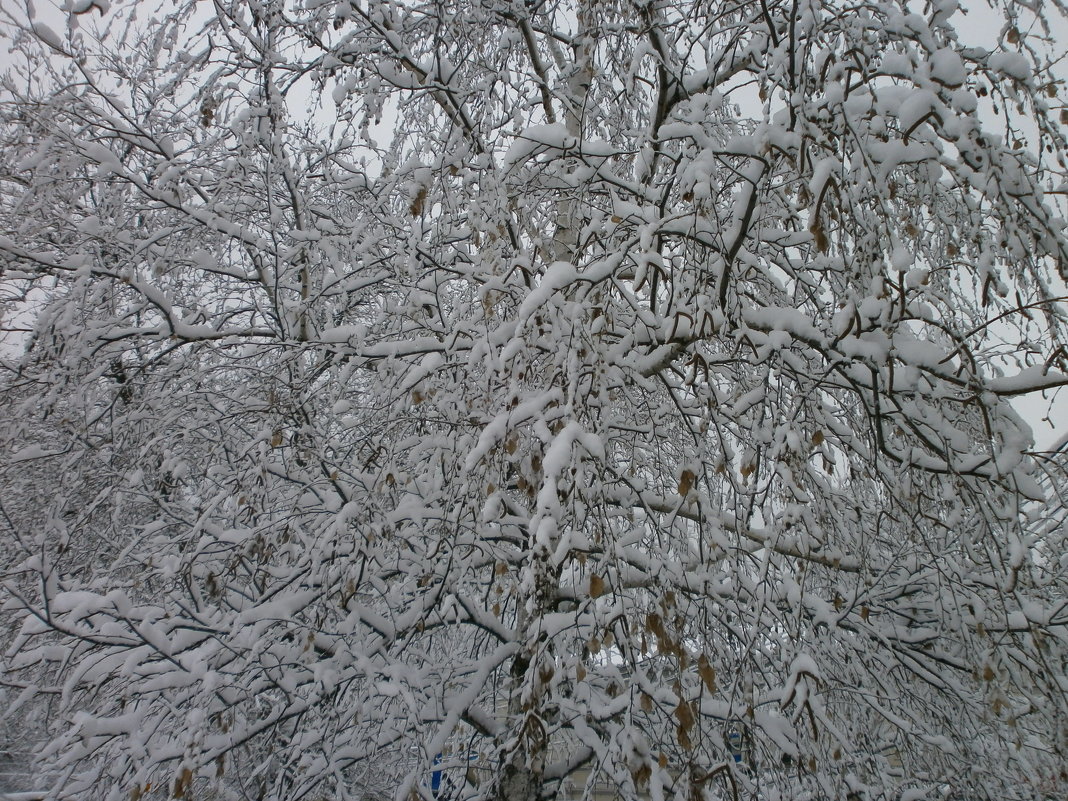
xmin=897 ymin=90 xmax=942 ymax=134
xmin=890 ymin=244 xmax=913 ymax=271
xmin=929 ymin=48 xmax=966 ymax=87
xmin=988 ymin=52 xmax=1031 ymax=81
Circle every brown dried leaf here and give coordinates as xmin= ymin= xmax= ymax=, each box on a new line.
xmin=172 ymin=767 xmax=192 ymax=799
xmin=697 ymin=653 xmax=717 ymax=694
xmin=646 ymin=612 xmax=665 ymax=641
xmin=589 ymin=573 xmax=606 ymax=598
xmin=675 ymin=699 xmax=695 ymax=751
xmin=632 ymin=762 xmax=651 ymax=788
xmin=674 ymin=698 xmax=695 ymax=732
xmin=677 ymin=469 xmax=695 ymax=496
xmin=409 ymin=187 xmax=427 ymax=216
xmin=811 ymin=219 xmax=829 ymax=252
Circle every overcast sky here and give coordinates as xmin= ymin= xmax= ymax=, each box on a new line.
xmin=1 ymin=0 xmax=1065 ymax=448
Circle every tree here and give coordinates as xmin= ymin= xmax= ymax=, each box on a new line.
xmin=2 ymin=0 xmax=1068 ymax=799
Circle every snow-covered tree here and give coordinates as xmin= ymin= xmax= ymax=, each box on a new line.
xmin=2 ymin=1 xmax=1068 ymax=799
